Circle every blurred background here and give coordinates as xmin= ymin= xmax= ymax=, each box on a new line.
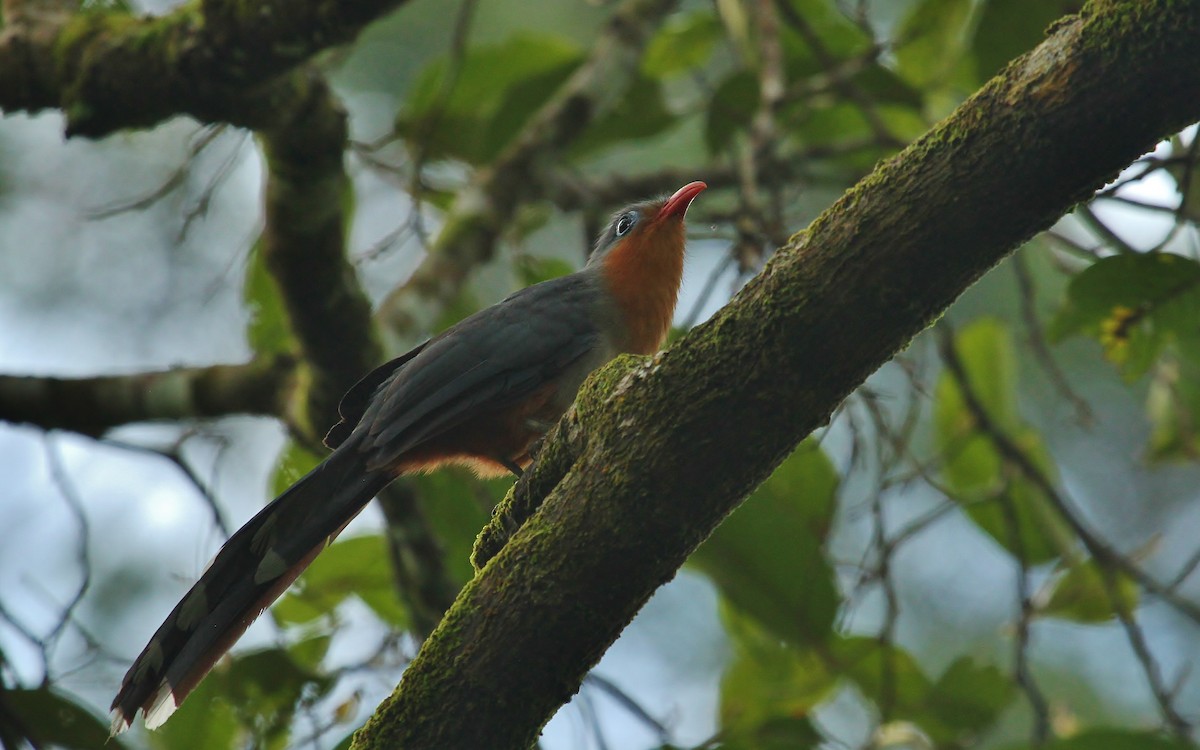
xmin=3 ymin=0 xmax=1200 ymax=748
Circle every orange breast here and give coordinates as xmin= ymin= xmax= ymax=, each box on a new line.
xmin=601 ymin=221 xmax=686 ymax=354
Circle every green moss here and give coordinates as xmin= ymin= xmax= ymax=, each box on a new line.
xmin=573 ymin=353 xmax=645 ymax=420
xmin=123 ymin=11 xmax=190 ymax=55
xmin=53 ymin=13 xmax=104 ymax=72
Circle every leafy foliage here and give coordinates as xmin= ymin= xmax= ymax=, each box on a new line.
xmin=1003 ymin=730 xmax=1198 ymax=750
xmin=690 ymin=440 xmax=839 ymax=648
xmin=935 ymin=319 xmax=1074 ymax=563
xmin=1051 ymin=253 xmax=1200 ymax=378
xmin=0 ymin=687 xmax=123 ymax=750
xmin=396 ymin=33 xmax=583 ymax=165
xmin=1043 ymin=559 xmax=1138 ymax=623
xmin=244 ymin=240 xmax=295 ymax=357
xmin=274 ymin=534 xmax=408 ymax=628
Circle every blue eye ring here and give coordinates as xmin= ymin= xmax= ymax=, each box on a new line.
xmin=615 ymin=212 xmax=637 ymax=237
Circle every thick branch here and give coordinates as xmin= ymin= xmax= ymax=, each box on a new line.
xmin=0 ymin=0 xmax=413 ymax=136
xmin=259 ymin=70 xmax=381 ymax=437
xmin=0 ymin=356 xmax=293 ymax=435
xmin=353 ymin=2 xmax=1200 ymax=748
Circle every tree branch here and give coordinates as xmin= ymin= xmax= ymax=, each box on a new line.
xmin=0 ymin=0 xmax=415 ymax=137
xmin=0 ymin=356 xmax=294 ymax=435
xmin=352 ymin=2 xmax=1200 ymax=747
xmin=259 ymin=69 xmax=382 ymax=437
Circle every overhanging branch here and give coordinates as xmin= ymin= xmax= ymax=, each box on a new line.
xmin=0 ymin=0 xmax=414 ymax=136
xmin=0 ymin=355 xmax=294 ymax=436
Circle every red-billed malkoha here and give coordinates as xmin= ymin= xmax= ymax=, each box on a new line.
xmin=110 ymin=181 xmax=707 ymax=731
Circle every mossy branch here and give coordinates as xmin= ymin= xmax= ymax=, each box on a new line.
xmin=0 ymin=0 xmax=413 ymax=136
xmin=351 ymin=2 xmax=1200 ymax=747
xmin=0 ymin=355 xmax=295 ymax=435
xmin=258 ymin=70 xmax=381 ymax=441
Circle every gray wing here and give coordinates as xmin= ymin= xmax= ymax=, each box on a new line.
xmin=325 ymin=341 xmax=430 ymax=449
xmin=353 ymin=273 xmax=603 ymax=468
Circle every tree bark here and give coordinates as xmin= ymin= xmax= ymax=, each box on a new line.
xmin=352 ymin=2 xmax=1200 ymax=748
xmin=0 ymin=0 xmax=414 ymax=136
xmin=0 ymin=356 xmax=293 ymax=435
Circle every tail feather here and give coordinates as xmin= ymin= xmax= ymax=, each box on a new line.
xmin=110 ymin=441 xmax=392 ymax=732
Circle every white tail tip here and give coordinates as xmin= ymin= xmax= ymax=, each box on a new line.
xmin=144 ymin=680 xmax=179 ymax=730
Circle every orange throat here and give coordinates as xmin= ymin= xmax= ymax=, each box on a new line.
xmin=602 ymin=221 xmax=686 ymax=354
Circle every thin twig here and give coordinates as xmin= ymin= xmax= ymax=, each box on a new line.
xmin=1102 ymin=564 xmax=1192 ymax=735
xmin=1012 ymin=251 xmax=1093 ymax=426
xmin=1077 ymin=204 xmax=1137 ymax=255
xmin=774 ymin=0 xmax=901 ymax=148
xmin=103 ymin=432 xmax=232 ymax=537
xmin=176 ymin=132 xmax=249 ymax=243
xmin=87 ymin=125 xmax=227 ymax=219
xmin=40 ymin=437 xmax=92 ymax=649
xmin=679 ymin=253 xmax=735 ymax=329
xmin=936 ymin=325 xmax=1200 ymax=628
xmin=585 ymin=672 xmax=671 ymax=742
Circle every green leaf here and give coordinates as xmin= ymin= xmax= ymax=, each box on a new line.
xmin=269 ymin=440 xmax=324 ymax=497
xmin=937 ymin=318 xmax=1019 ymax=431
xmin=773 ymin=0 xmax=874 ymax=82
xmin=1 ymin=688 xmax=123 ymax=750
xmin=721 ymin=716 xmax=822 ymax=750
xmin=895 ymin=0 xmax=975 ymax=89
xmin=506 ymin=203 xmax=554 ymax=244
xmin=410 ymin=469 xmax=498 ymax=586
xmin=691 ymin=441 xmax=839 ymax=647
xmin=1002 ymin=729 xmax=1197 ymax=750
xmin=834 ymin=641 xmax=1013 ymax=742
xmin=244 ymin=239 xmax=294 ymax=357
xmin=834 ymin=637 xmax=934 ymax=714
xmin=224 ymin=648 xmax=333 ymax=716
xmin=172 ymin=648 xmax=333 ymax=749
xmin=705 ymin=70 xmax=758 ymax=154
xmin=950 ymin=426 xmax=1073 ymax=565
xmin=288 ymin=634 xmax=332 ymax=670
xmin=935 ymin=321 xmax=1072 ymax=564
xmin=788 ymin=101 xmax=873 ymax=146
xmin=570 ymin=73 xmax=677 ymax=155
xmin=397 ymin=33 xmax=583 ymax=164
xmin=850 ymin=63 xmax=924 ymax=109
xmin=719 ymin=607 xmax=837 ymax=732
xmin=273 ymin=535 xmax=408 ymax=628
xmin=923 ymin=657 xmax=1015 ymax=741
xmin=1146 ymin=357 xmax=1200 ymax=461
xmin=1043 ymin=560 xmax=1138 ymax=623
xmin=642 ymin=10 xmax=722 ymax=78
xmin=934 ymin=319 xmax=1012 ymax=494
xmin=971 ymin=0 xmax=1075 ymax=79
xmin=961 ymin=441 xmax=1075 ymax=565
xmin=152 ymin=672 xmax=240 ymax=750
xmin=515 ymin=254 xmax=575 ymax=287
xmin=1050 ymin=253 xmax=1200 ymax=379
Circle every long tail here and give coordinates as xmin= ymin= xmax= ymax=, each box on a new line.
xmin=110 ymin=439 xmax=392 ymax=733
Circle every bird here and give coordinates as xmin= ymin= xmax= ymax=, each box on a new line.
xmin=110 ymin=180 xmax=707 ymax=732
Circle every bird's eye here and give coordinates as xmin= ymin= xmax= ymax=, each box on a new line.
xmin=615 ymin=212 xmax=637 ymax=237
